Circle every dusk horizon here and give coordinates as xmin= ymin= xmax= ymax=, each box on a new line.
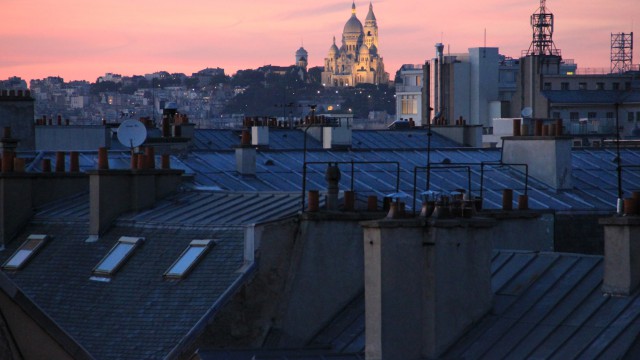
xmin=1 ymin=0 xmax=637 ymax=83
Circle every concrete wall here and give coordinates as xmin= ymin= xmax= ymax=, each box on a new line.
xmin=483 ymin=211 xmax=555 ymax=251
xmin=362 ymin=217 xmax=495 ymax=360
xmin=195 ymin=218 xmax=301 ymax=349
xmin=277 ymin=212 xmax=371 ymax=346
xmin=0 ymin=173 xmax=88 ymax=247
xmin=555 ymin=212 xmax=609 ymax=255
xmin=36 ymin=126 xmax=110 ymax=151
xmin=451 ymin=61 xmax=470 ymax=123
xmin=431 ymin=125 xmax=483 ymax=147
xmin=470 ymin=48 xmax=500 ymax=127
xmin=0 ymin=177 xmax=32 ymax=249
xmin=502 ymin=136 xmax=573 ymax=190
xmin=0 ymin=94 xmax=35 ymax=150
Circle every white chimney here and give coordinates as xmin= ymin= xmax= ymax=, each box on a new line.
xmin=322 ymin=117 xmax=352 ymax=149
xmin=251 ymin=126 xmax=269 ymax=147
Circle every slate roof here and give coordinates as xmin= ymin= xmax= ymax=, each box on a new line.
xmin=308 ymin=250 xmax=640 ymax=359
xmin=193 ymin=349 xmax=364 ymax=360
xmin=190 ymin=128 xmax=460 ymax=151
xmin=33 ymin=191 xmax=302 ymax=227
xmin=174 ymin=147 xmax=640 ymax=212
xmin=23 ymin=145 xmax=640 ymax=212
xmin=0 ymin=223 xmax=248 ymax=360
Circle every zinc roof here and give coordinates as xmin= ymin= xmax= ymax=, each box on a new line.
xmin=308 ymin=251 xmax=640 ymax=359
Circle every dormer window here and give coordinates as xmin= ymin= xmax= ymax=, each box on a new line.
xmin=2 ymin=235 xmax=50 ymax=270
xmin=93 ymin=236 xmax=144 ymax=277
xmin=164 ymin=239 xmax=215 ymax=279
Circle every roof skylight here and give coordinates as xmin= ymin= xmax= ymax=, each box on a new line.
xmin=2 ymin=235 xmax=49 ymax=270
xmin=164 ymin=239 xmax=214 ymax=279
xmin=93 ymin=236 xmax=144 ymax=276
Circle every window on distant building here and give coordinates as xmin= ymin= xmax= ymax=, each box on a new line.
xmin=588 ymin=112 xmax=597 ymax=119
xmin=596 ymin=82 xmax=604 ymax=90
xmin=629 ymin=112 xmax=635 ymax=122
xmin=2 ymin=235 xmax=49 ymax=270
xmin=612 ymin=82 xmax=620 ymax=90
xmin=579 ymin=82 xmax=587 ymax=90
xmin=164 ymin=240 xmax=215 ymax=279
xmin=92 ymin=236 xmax=144 ymax=277
xmin=401 ymin=95 xmax=418 ymax=115
xmin=552 ymin=112 xmax=561 ymax=119
xmin=561 ymin=82 xmax=569 ymax=90
xmin=570 ymin=112 xmax=579 ymax=120
xmin=606 ymin=112 xmax=614 ymax=119
xmin=543 ymin=82 xmax=552 ymax=91
xmin=625 ymin=82 xmax=632 ymax=90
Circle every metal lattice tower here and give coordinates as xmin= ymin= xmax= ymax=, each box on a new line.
xmin=611 ymin=32 xmax=633 ymax=74
xmin=525 ymin=0 xmax=560 ymax=56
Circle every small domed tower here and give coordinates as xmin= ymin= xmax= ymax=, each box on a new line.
xmin=295 ymin=46 xmax=308 ymax=69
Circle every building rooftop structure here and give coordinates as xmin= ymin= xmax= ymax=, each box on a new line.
xmin=2 ymin=122 xmax=640 ymax=358
xmin=274 ymin=250 xmax=640 ymax=360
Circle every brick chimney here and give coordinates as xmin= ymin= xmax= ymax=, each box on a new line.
xmin=88 ymin=148 xmax=183 ymax=237
xmin=0 ymin=131 xmax=88 ymax=247
xmin=362 ymin=216 xmax=495 ymax=360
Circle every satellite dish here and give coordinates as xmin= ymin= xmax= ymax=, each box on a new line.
xmin=521 ymin=107 xmax=533 ymax=118
xmin=117 ymin=119 xmax=147 ymax=148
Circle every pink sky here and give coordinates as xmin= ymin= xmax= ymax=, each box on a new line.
xmin=1 ymin=0 xmax=637 ymax=83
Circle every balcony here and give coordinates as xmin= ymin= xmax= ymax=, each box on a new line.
xmin=569 ymin=119 xmax=615 ymax=135
xmin=395 ymin=85 xmax=422 ymax=93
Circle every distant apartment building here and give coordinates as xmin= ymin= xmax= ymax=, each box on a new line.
xmin=70 ymin=95 xmax=90 ymax=109
xmin=98 ymin=73 xmax=122 ymax=83
xmin=512 ymin=53 xmax=640 ymax=137
xmin=395 ymin=64 xmax=424 ymax=125
xmin=423 ymin=46 xmax=510 ymax=127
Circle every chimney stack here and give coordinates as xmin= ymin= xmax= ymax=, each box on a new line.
xmin=251 ymin=123 xmax=269 ymax=147
xmin=235 ymin=130 xmax=256 ymax=176
xmin=322 ymin=117 xmax=353 ymax=149
xmin=362 ymin=217 xmax=495 ymax=359
xmin=600 ymin=216 xmax=640 ymax=295
xmin=325 ymin=163 xmax=341 ymax=210
xmin=88 ymin=150 xmax=183 ymax=237
xmin=502 ymin=135 xmax=573 ymax=190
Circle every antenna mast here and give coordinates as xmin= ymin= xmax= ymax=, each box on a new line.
xmin=610 ymin=32 xmax=633 ymax=74
xmin=525 ymin=0 xmax=560 ymax=56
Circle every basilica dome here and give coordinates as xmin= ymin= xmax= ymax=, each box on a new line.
xmin=343 ymin=16 xmax=363 ymax=35
xmin=343 ymin=2 xmax=363 ymax=35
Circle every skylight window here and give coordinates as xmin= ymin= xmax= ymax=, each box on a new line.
xmin=93 ymin=236 xmax=144 ymax=276
xmin=2 ymin=235 xmax=49 ymax=270
xmin=164 ymin=239 xmax=214 ymax=279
